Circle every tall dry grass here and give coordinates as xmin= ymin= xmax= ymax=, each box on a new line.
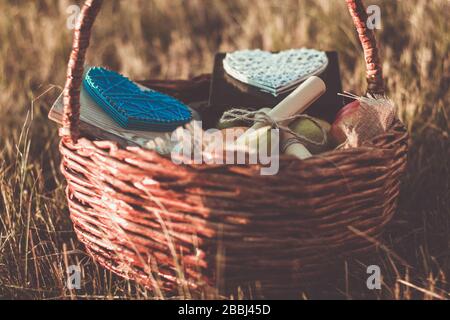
xmin=0 ymin=0 xmax=449 ymax=299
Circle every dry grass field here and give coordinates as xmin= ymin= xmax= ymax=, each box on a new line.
xmin=0 ymin=0 xmax=449 ymax=299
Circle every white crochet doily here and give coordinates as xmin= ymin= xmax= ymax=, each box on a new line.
xmin=224 ymin=48 xmax=328 ymax=96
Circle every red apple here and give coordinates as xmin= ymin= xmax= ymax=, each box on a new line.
xmin=330 ymin=100 xmax=360 ymax=145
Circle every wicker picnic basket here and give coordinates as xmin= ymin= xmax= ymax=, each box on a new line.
xmin=59 ymin=0 xmax=408 ymax=297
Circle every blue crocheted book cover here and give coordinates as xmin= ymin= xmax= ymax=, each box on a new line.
xmin=83 ymin=67 xmax=192 ymax=131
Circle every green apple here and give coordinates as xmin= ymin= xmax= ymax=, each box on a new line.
xmin=289 ymin=117 xmax=331 ymax=154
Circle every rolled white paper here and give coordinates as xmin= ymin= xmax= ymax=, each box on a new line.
xmin=265 ymin=76 xmax=326 ymax=122
xmin=236 ymin=76 xmax=326 ymax=146
xmin=258 ymin=107 xmax=272 ymax=115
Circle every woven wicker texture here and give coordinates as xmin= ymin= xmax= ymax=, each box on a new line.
xmin=59 ymin=0 xmax=408 ymax=296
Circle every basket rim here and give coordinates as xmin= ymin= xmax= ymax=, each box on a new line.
xmin=60 ymin=119 xmax=407 ymax=172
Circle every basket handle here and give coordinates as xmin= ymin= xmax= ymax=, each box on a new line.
xmin=62 ymin=0 xmax=384 ymax=142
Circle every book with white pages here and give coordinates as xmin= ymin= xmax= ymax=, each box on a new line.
xmin=49 ymin=82 xmax=200 ymax=154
